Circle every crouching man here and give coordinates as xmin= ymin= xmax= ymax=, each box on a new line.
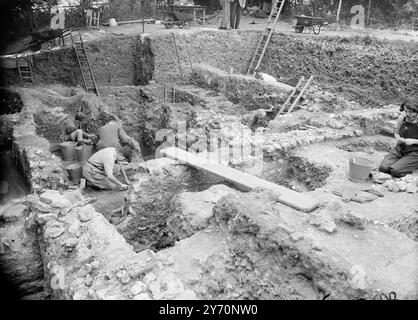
xmin=82 ymin=146 xmax=132 ymax=191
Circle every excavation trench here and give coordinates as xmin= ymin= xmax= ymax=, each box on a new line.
xmin=0 ymin=29 xmax=417 ymax=300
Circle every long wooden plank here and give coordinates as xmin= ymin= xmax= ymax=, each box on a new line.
xmin=160 ymin=147 xmax=319 ymax=213
xmin=102 ymin=19 xmax=155 ymax=26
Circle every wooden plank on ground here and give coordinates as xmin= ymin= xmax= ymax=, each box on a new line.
xmin=160 ymin=147 xmax=320 ymax=213
xmin=102 ymin=19 xmax=155 ymax=26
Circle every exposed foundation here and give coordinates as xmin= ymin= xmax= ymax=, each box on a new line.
xmin=1 ymin=28 xmax=417 ymax=300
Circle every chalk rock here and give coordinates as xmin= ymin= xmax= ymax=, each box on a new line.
xmin=396 ymin=181 xmax=408 ymax=191
xmin=372 ymin=172 xmax=392 ymax=184
xmin=130 ymin=281 xmax=147 ymax=296
xmin=390 ymin=183 xmax=400 ymax=193
xmin=326 ymin=119 xmax=345 ymax=129
xmin=77 ymin=205 xmax=95 ymax=222
xmin=63 ymin=189 xmax=83 ymax=203
xmin=36 ymin=212 xmax=58 ymax=225
xmin=133 ymin=293 xmax=152 ymax=300
xmin=384 ymin=179 xmax=399 ymax=192
xmin=143 ymin=271 xmax=157 ymax=284
xmin=66 ymin=218 xmax=81 ymax=237
xmin=44 ymin=225 xmax=65 ymax=239
xmin=308 ymin=213 xmax=337 ymax=234
xmin=350 ymin=265 xmax=368 ymax=290
xmin=116 ymin=269 xmax=131 ymax=284
xmin=64 ymin=238 xmax=79 ymax=251
xmin=400 ymin=175 xmax=414 ymax=183
xmin=406 ymin=183 xmax=417 ymax=194
xmin=84 ymin=275 xmax=93 ymax=287
xmin=40 ymin=190 xmax=71 ymax=208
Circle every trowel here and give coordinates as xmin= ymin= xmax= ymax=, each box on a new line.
xmin=332 ymin=189 xmax=378 ymax=203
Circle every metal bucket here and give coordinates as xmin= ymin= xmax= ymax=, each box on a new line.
xmin=75 ymin=145 xmax=93 ymax=164
xmin=348 ymin=156 xmax=374 ymax=182
xmin=59 ymin=141 xmax=77 ymax=161
xmin=66 ymin=163 xmax=83 ymax=183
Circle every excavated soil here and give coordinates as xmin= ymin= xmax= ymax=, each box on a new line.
xmin=263 ymin=34 xmax=418 ymax=107
xmin=8 ymin=31 xmax=417 ymax=111
xmin=0 ymin=88 xmax=24 ymax=115
xmin=390 ymin=211 xmax=418 ymax=242
xmin=119 ymin=171 xmax=230 ymax=252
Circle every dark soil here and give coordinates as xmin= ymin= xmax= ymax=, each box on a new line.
xmin=336 ymin=136 xmax=394 ymax=153
xmin=389 ymin=212 xmax=418 ymax=242
xmin=0 ymin=89 xmax=23 ymax=115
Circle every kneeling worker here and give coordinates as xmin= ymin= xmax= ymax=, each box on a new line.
xmin=379 ymin=96 xmax=418 ymax=177
xmin=82 ymin=146 xmax=133 ymax=191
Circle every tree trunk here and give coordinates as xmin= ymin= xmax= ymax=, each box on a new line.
xmin=367 ymin=0 xmax=372 ymax=26
xmin=336 ymin=0 xmax=342 ymax=30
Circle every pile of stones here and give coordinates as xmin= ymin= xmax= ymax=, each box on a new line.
xmin=372 ymin=172 xmax=418 ymax=193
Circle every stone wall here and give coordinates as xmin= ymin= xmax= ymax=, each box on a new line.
xmin=11 ymin=88 xmax=68 ymax=194
xmin=0 ymin=199 xmax=44 ymax=297
xmin=27 ymin=188 xmax=197 ymax=300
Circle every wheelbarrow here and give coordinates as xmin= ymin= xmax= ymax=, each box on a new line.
xmin=294 ymin=15 xmax=326 ymax=34
xmin=28 ymin=28 xmax=73 ymax=51
xmin=162 ymin=11 xmax=194 ymax=29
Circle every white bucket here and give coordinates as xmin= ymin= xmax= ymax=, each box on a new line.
xmin=109 ymin=18 xmax=118 ymax=27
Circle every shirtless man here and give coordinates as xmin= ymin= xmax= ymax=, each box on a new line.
xmin=95 ymin=119 xmax=143 ymax=161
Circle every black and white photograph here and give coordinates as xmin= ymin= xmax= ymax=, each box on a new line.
xmin=0 ymin=0 xmax=417 ymax=307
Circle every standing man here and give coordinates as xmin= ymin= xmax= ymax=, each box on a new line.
xmin=230 ymin=0 xmax=246 ymax=29
xmin=219 ymin=0 xmax=231 ymax=30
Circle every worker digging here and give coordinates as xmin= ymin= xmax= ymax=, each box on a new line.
xmin=0 ymin=0 xmax=417 ymax=304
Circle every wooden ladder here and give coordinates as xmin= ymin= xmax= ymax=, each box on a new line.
xmin=274 ymin=75 xmax=314 ymax=119
xmin=16 ymin=55 xmax=34 ymax=86
xmin=164 ymin=84 xmax=176 ymax=103
xmin=171 ymin=32 xmax=194 ymax=80
xmin=246 ymin=0 xmax=286 ymax=77
xmin=71 ymin=32 xmax=99 ymax=96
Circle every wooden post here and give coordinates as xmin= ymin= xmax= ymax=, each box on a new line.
xmin=142 ymin=0 xmax=145 ymax=33
xmin=171 ymin=33 xmax=184 ymax=80
xmin=336 ymin=0 xmax=343 ymax=30
xmin=367 ymin=0 xmax=372 ymax=26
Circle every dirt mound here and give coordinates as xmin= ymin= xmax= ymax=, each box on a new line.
xmin=264 ymin=34 xmax=418 ymax=107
